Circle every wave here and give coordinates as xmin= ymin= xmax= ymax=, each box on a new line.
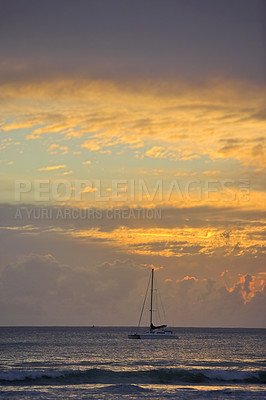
xmin=98 ymin=384 xmax=153 ymax=394
xmin=0 ymin=368 xmax=265 ymax=385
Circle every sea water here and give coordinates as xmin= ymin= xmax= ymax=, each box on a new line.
xmin=0 ymin=327 xmax=265 ymax=399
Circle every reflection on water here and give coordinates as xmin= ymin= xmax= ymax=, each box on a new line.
xmin=0 ymin=327 xmax=265 ymax=399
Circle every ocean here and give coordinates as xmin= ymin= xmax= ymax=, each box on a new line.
xmin=0 ymin=326 xmax=265 ymax=399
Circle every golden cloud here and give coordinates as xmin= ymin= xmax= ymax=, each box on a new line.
xmin=61 ymin=170 xmax=73 ymax=176
xmin=80 ymin=187 xmax=98 ymax=194
xmin=38 ymin=164 xmax=67 ymax=171
xmin=68 ymin=222 xmax=266 ymax=258
xmin=145 ymin=146 xmax=169 ymax=159
xmin=48 ymin=144 xmax=68 ymax=154
xmin=1 ymin=78 xmax=265 ymax=167
xmin=81 ymin=141 xmax=101 ymax=151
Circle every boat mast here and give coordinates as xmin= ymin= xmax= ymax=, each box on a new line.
xmin=150 ymin=268 xmax=154 ymax=329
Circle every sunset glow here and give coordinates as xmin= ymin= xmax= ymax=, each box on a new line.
xmin=0 ymin=0 xmax=265 ymax=328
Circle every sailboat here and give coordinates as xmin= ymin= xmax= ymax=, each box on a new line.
xmin=128 ymin=268 xmax=178 ymax=339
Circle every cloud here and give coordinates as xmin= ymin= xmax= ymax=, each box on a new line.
xmin=1 ymin=78 xmax=265 ymax=166
xmin=1 ymin=120 xmax=40 ymax=131
xmin=176 ymin=275 xmax=200 ymax=283
xmin=0 ymin=204 xmax=265 ymax=261
xmin=80 ymin=186 xmax=98 ymax=194
xmin=0 ymin=254 xmax=148 ymax=325
xmin=0 ymin=253 xmax=265 ymax=327
xmin=202 ymin=170 xmax=220 ymax=176
xmin=68 ymin=220 xmax=266 ymax=258
xmin=0 ymin=201 xmax=264 ymax=328
xmin=27 ymin=122 xmax=75 ymax=139
xmin=81 ymin=141 xmax=101 ymax=151
xmin=161 ymin=272 xmax=266 ymax=327
xmin=48 ymin=144 xmax=68 ymax=154
xmin=61 ymin=170 xmax=73 ymax=176
xmin=82 ymin=160 xmax=92 ymax=165
xmin=144 ymin=147 xmax=200 ymax=162
xmin=145 ymin=146 xmax=169 ymax=159
xmin=227 ymin=273 xmax=266 ymax=304
xmin=38 ymin=164 xmax=67 ymax=171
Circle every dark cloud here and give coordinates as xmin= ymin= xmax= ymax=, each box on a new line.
xmin=0 ymin=203 xmax=265 ymax=326
xmin=0 ymin=254 xmax=148 ymax=325
xmin=161 ymin=273 xmax=266 ymax=327
xmin=0 ymin=253 xmax=265 ymax=327
xmin=0 ymin=0 xmax=264 ymax=83
xmin=251 ymin=110 xmax=266 ymax=121
xmin=1 ymin=203 xmax=265 ymax=230
xmin=0 ymin=203 xmax=265 ymax=267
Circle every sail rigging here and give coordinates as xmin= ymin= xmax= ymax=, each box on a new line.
xmin=128 ymin=268 xmax=178 ymax=339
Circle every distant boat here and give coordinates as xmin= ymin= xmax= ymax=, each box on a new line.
xmin=128 ymin=268 xmax=178 ymax=339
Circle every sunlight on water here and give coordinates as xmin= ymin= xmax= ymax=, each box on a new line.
xmin=0 ymin=327 xmax=265 ymax=399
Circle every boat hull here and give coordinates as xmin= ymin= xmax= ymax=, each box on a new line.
xmin=128 ymin=332 xmax=178 ymax=339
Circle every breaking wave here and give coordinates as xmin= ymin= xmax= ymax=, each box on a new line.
xmin=1 ymin=367 xmax=266 ymax=386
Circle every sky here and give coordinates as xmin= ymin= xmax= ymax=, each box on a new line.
xmin=0 ymin=0 xmax=265 ymax=327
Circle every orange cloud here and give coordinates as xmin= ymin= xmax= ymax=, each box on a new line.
xmin=145 ymin=146 xmax=169 ymax=159
xmin=61 ymin=170 xmax=73 ymax=176
xmin=38 ymin=164 xmax=67 ymax=171
xmin=140 ymin=263 xmax=164 ymax=271
xmin=80 ymin=187 xmax=98 ymax=194
xmin=203 ymin=170 xmax=220 ymax=176
xmin=1 ymin=78 xmax=265 ymax=166
xmin=227 ymin=274 xmax=266 ymax=303
xmin=67 ymin=221 xmax=266 ymax=258
xmin=1 ymin=120 xmax=40 ymax=131
xmin=48 ymin=144 xmax=68 ymax=154
xmin=81 ymin=141 xmax=101 ymax=151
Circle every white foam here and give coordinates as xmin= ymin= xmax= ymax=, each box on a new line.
xmin=204 ymin=369 xmax=258 ymax=381
xmin=0 ymin=370 xmax=64 ymax=381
